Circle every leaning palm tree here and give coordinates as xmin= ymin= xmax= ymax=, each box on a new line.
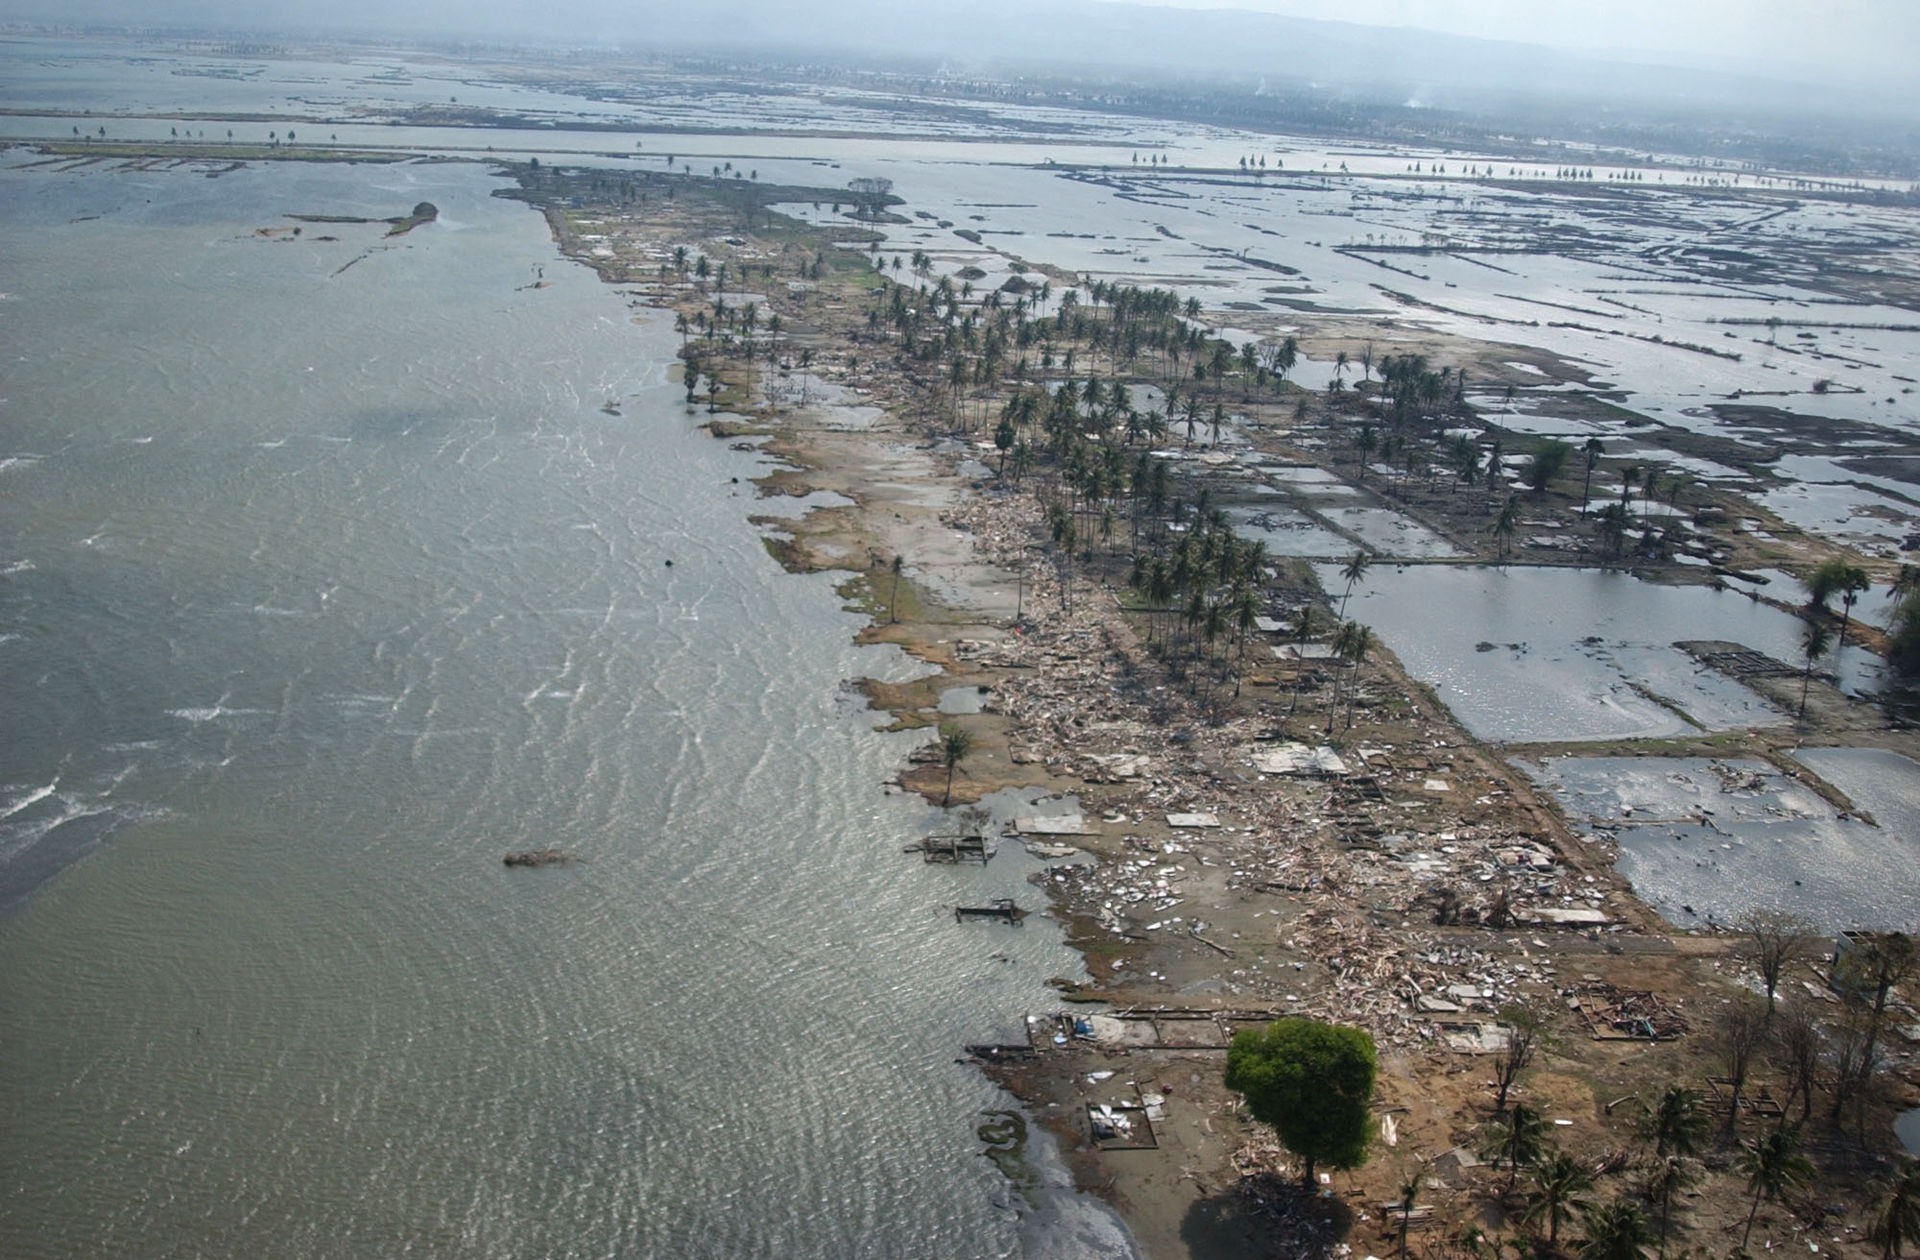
xmin=1578 ymin=1199 xmax=1653 ymax=1260
xmin=938 ymin=723 xmax=973 ymax=807
xmin=1737 ymin=1126 xmax=1813 ymax=1250
xmin=1869 ymin=1160 xmax=1920 ymax=1260
xmin=1524 ymin=1152 xmax=1594 ymax=1246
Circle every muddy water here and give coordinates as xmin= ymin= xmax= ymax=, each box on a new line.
xmin=0 ymin=158 xmax=1132 ymax=1258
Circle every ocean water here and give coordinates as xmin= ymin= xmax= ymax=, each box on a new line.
xmin=0 ymin=159 xmax=1128 ymax=1256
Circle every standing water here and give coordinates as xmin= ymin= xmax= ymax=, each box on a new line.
xmin=0 ymin=162 xmax=1130 ymax=1256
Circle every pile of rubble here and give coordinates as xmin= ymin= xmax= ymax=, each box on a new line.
xmin=931 ymin=474 xmax=1642 ymax=1054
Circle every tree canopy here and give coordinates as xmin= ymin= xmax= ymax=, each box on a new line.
xmin=847 ymin=176 xmax=894 ymax=218
xmin=1526 ymin=438 xmax=1573 ymax=492
xmin=1225 ymin=1017 xmax=1376 ymax=1181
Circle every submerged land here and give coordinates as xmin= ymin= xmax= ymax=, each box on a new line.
xmin=10 ymin=34 xmax=1920 ymax=1260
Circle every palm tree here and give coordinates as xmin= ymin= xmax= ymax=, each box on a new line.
xmin=1147 ymin=558 xmax=1176 ymax=645
xmin=1232 ymin=585 xmax=1261 ymax=697
xmin=1286 ymin=605 xmax=1318 ymax=714
xmin=1355 ymin=424 xmax=1378 ymax=480
xmin=1645 ymin=1153 xmax=1695 ymax=1256
xmin=1483 ymin=1103 xmax=1547 ymax=1195
xmin=938 ymin=723 xmax=973 ymax=807
xmin=1737 ymin=1126 xmax=1812 ymax=1250
xmin=1577 ymin=1199 xmax=1653 ymax=1260
xmin=1596 ymin=502 xmax=1630 ymax=564
xmin=1494 ymin=497 xmax=1520 ymax=562
xmin=1639 ymin=1086 xmax=1710 ymax=1250
xmin=1820 ymin=561 xmax=1872 ymax=645
xmin=1524 ymin=1153 xmax=1594 ymax=1246
xmin=1799 ymin=619 xmax=1833 ymax=719
xmin=889 ymin=555 xmax=905 ymax=623
xmin=1396 ymin=1169 xmax=1422 ymax=1256
xmin=1337 ymin=549 xmax=1373 ymax=620
xmin=1579 ymin=438 xmax=1603 ymax=514
xmin=1644 ymin=1086 xmax=1709 ymax=1162
xmin=1620 ymin=464 xmax=1642 ymax=510
xmin=1869 ymin=1160 xmax=1920 ymax=1260
xmin=1340 ymin=624 xmax=1374 ymax=731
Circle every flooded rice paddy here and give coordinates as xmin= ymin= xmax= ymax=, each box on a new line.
xmin=1321 ymin=564 xmax=1882 ymax=743
xmin=1523 ymin=750 xmax=1920 ymax=933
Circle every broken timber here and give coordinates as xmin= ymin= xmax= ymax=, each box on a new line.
xmin=503 ymin=848 xmax=577 ymax=867
xmin=1678 ymin=640 xmax=1802 ymax=680
xmin=905 ymin=833 xmax=992 ymax=863
xmin=1570 ymin=982 xmax=1687 ymax=1041
xmin=955 ymin=898 xmax=1028 ymax=925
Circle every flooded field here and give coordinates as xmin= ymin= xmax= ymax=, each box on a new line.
xmin=1323 ymin=563 xmax=1882 ymax=743
xmin=7 ymin=39 xmax=1919 ymax=575
xmin=1523 ymin=751 xmax=1920 ymax=933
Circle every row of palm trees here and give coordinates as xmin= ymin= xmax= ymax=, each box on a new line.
xmin=842 ymin=264 xmax=1404 ymax=725
xmin=1470 ymin=1083 xmax=1918 ymax=1260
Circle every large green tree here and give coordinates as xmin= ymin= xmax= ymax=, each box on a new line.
xmin=1526 ymin=439 xmax=1573 ymax=493
xmin=1225 ymin=1017 xmax=1376 ymax=1184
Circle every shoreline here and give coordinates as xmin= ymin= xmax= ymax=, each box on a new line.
xmin=26 ymin=138 xmax=1901 ymax=1255
xmin=502 ymin=159 xmax=1920 ymax=1259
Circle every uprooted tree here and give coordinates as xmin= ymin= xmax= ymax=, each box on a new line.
xmin=1225 ymin=1016 xmax=1376 ymax=1184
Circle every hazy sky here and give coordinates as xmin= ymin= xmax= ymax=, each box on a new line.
xmin=22 ymin=0 xmax=1918 ymax=89
xmin=1144 ymin=0 xmax=1918 ymax=81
